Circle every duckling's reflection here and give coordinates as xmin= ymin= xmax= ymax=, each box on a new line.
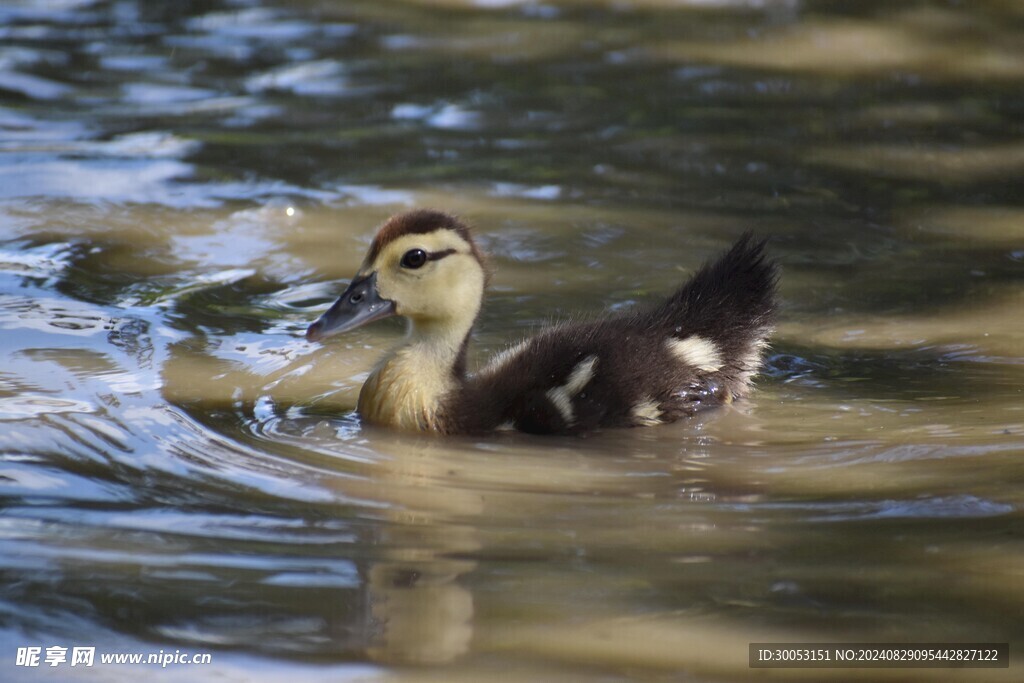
xmin=312 ymin=409 xmax=740 ymax=665
xmin=332 ymin=433 xmax=483 ymax=665
xmin=364 ymin=536 xmax=476 ymax=664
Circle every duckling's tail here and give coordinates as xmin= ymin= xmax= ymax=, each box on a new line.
xmin=653 ymin=233 xmax=778 ymax=391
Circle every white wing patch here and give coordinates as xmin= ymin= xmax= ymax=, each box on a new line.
xmin=545 ymin=355 xmax=598 ymax=426
xmin=483 ymin=338 xmax=530 ymax=373
xmin=630 ymin=396 xmax=662 ymax=426
xmin=735 ymin=335 xmax=770 ymax=389
xmin=738 ymin=338 xmax=768 ymax=372
xmin=666 ymin=335 xmax=723 ymax=372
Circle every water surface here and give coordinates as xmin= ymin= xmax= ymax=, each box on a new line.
xmin=1 ymin=0 xmax=1023 ymax=681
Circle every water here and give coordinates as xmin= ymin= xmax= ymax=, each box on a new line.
xmin=1 ymin=0 xmax=1022 ymax=680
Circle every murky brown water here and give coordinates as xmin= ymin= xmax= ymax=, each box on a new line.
xmin=1 ymin=1 xmax=1022 ymax=681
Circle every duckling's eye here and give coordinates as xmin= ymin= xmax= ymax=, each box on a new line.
xmin=400 ymin=249 xmax=427 ymax=269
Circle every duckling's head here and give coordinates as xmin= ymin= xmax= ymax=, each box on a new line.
xmin=307 ymin=210 xmax=488 ymax=342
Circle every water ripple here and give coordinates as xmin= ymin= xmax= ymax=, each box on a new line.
xmin=750 ymin=494 xmax=1017 ymax=522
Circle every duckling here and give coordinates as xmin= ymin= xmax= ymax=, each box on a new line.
xmin=306 ymin=209 xmax=777 ymax=435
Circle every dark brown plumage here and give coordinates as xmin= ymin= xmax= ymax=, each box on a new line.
xmin=307 ymin=210 xmax=778 ymax=435
xmin=448 ymin=234 xmax=778 ymax=434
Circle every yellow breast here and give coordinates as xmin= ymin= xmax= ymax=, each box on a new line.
xmin=357 ymin=345 xmax=456 ymax=432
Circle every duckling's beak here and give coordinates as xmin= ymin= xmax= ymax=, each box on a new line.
xmin=306 ymin=271 xmax=396 ymax=342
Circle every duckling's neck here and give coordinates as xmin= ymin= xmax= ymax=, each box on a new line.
xmin=357 ymin=316 xmax=473 ymax=432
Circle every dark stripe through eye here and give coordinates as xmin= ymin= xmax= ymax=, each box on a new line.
xmin=426 ymin=248 xmax=457 ymax=262
xmin=401 ymin=247 xmax=458 ymax=269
